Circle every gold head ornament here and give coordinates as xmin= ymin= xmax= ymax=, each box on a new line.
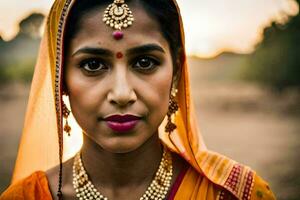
xmin=103 ymin=0 xmax=134 ymax=40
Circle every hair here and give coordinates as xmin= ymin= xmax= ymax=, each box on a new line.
xmin=64 ymin=0 xmax=184 ymax=74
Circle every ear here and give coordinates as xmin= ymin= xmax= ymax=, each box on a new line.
xmin=172 ymin=58 xmax=181 ymax=89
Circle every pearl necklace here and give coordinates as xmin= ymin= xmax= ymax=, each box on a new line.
xmin=73 ymin=147 xmax=173 ymax=200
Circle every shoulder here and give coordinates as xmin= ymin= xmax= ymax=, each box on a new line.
xmin=0 ymin=171 xmax=52 ymax=200
xmin=218 ymin=162 xmax=276 ymax=200
xmin=176 ymin=151 xmax=276 ymax=200
xmin=201 ymin=151 xmax=277 ymax=200
xmin=216 ymin=173 xmax=276 ymax=200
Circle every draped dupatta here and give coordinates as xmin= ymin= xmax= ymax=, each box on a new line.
xmin=11 ymin=0 xmax=273 ymax=199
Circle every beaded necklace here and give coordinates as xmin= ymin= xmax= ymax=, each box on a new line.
xmin=73 ymin=147 xmax=173 ymax=200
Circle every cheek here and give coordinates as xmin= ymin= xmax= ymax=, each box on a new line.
xmin=66 ymin=70 xmax=87 ymax=108
xmin=66 ymin=65 xmax=103 ymax=100
xmin=139 ymin=65 xmax=173 ymax=123
xmin=65 ymin=67 xmax=105 ymax=124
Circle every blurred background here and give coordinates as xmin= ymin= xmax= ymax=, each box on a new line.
xmin=0 ymin=0 xmax=300 ymax=199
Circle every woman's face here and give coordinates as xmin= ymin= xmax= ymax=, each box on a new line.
xmin=64 ymin=5 xmax=174 ymax=153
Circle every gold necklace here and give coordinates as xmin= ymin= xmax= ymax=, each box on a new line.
xmin=73 ymin=147 xmax=173 ymax=200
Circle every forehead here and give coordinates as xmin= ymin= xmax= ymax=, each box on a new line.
xmin=68 ymin=4 xmax=169 ymax=52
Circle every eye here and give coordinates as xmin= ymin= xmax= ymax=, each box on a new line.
xmin=132 ymin=56 xmax=160 ymax=71
xmin=80 ymin=59 xmax=108 ymax=73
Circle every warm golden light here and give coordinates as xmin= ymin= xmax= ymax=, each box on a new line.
xmin=0 ymin=0 xmax=299 ymax=58
xmin=176 ymin=0 xmax=299 ymax=58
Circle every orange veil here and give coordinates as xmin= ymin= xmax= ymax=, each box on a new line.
xmin=11 ymin=0 xmax=275 ymax=199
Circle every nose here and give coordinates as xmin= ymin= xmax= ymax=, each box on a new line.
xmin=107 ymin=67 xmax=137 ymax=107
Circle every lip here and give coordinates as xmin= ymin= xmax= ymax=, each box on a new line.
xmin=104 ymin=114 xmax=141 ymax=132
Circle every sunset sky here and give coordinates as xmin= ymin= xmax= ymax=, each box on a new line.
xmin=0 ymin=0 xmax=298 ymax=58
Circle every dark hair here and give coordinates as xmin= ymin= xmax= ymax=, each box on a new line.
xmin=64 ymin=0 xmax=183 ymax=74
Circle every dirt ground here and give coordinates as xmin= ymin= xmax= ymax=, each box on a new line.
xmin=191 ymin=83 xmax=300 ymax=200
xmin=0 ymin=63 xmax=300 ymax=199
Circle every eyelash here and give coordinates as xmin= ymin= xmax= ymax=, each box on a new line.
xmin=79 ymin=58 xmax=108 ymax=74
xmin=78 ymin=56 xmax=161 ymax=75
xmin=132 ymin=56 xmax=161 ymax=72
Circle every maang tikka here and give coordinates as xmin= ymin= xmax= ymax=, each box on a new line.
xmin=103 ymin=0 xmax=134 ymax=40
xmin=165 ymin=88 xmax=179 ymax=133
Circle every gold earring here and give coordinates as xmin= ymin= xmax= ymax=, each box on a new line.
xmin=165 ymin=88 xmax=179 ymax=133
xmin=62 ymin=100 xmax=71 ymax=136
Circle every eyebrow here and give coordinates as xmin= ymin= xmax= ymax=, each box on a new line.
xmin=72 ymin=43 xmax=165 ymax=57
xmin=72 ymin=47 xmax=114 ymax=57
xmin=126 ymin=44 xmax=165 ymax=55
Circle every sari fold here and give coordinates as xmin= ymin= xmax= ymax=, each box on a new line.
xmin=1 ymin=168 xmax=275 ymax=200
xmin=1 ymin=172 xmax=52 ymax=200
xmin=1 ymin=0 xmax=276 ymax=199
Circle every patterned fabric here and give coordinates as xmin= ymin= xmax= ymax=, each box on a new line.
xmin=5 ymin=0 xmax=276 ymax=199
xmin=223 ymin=164 xmax=254 ymax=199
xmin=1 ymin=167 xmax=276 ymax=200
xmin=218 ymin=190 xmax=238 ymax=200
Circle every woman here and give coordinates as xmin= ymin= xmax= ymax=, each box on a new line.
xmin=1 ymin=0 xmax=276 ymax=199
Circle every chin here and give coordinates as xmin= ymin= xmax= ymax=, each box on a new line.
xmin=99 ymin=136 xmax=147 ymax=154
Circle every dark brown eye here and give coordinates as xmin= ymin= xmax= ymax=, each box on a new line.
xmin=133 ymin=57 xmax=160 ymax=71
xmin=80 ymin=59 xmax=108 ymax=72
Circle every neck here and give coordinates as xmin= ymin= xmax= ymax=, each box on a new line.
xmin=80 ymin=134 xmax=163 ymax=188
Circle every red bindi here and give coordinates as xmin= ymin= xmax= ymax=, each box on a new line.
xmin=116 ymin=52 xmax=123 ymax=59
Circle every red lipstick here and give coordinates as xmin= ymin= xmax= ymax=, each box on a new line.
xmin=104 ymin=114 xmax=141 ymax=132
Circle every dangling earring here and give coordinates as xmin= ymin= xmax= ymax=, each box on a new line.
xmin=62 ymin=100 xmax=71 ymax=136
xmin=165 ymin=88 xmax=179 ymax=133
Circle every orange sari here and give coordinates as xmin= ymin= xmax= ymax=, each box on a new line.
xmin=1 ymin=0 xmax=276 ymax=199
xmin=1 ymin=167 xmax=275 ymax=200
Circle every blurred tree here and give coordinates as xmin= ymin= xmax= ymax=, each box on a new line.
xmin=0 ymin=13 xmax=45 ymax=83
xmin=240 ymin=1 xmax=300 ymax=90
xmin=0 ymin=33 xmax=4 ymax=55
xmin=19 ymin=13 xmax=44 ymax=39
